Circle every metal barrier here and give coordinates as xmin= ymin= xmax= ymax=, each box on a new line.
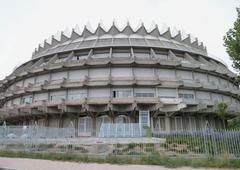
xmin=0 ymin=125 xmax=75 ymax=139
xmin=98 ymin=123 xmax=146 ymax=138
xmin=1 ymin=123 xmax=240 ymax=159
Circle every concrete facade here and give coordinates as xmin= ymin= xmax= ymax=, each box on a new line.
xmin=0 ymin=22 xmax=239 ymax=136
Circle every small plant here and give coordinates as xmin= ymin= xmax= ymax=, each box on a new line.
xmin=217 ymin=102 xmax=228 ymax=129
xmin=143 ymin=126 xmax=152 ymax=138
xmin=127 ymin=143 xmax=136 ymax=150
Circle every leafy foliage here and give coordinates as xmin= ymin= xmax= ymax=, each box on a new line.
xmin=228 ymin=117 xmax=240 ymax=129
xmin=223 ymin=8 xmax=240 ymax=72
xmin=217 ymin=102 xmax=228 ymax=129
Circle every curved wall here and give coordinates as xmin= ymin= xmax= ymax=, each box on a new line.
xmin=0 ymin=24 xmax=239 ymax=135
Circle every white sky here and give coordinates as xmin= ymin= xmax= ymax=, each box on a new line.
xmin=0 ymin=0 xmax=239 ymax=79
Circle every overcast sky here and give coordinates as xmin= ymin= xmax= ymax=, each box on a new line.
xmin=0 ymin=0 xmax=239 ymax=79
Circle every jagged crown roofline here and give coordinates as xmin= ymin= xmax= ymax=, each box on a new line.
xmin=32 ymin=21 xmax=207 ymax=56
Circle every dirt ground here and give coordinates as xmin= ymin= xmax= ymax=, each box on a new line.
xmin=0 ymin=157 xmax=232 ymax=170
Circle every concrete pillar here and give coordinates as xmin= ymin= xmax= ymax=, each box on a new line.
xmin=45 ymin=114 xmax=49 ymax=127
xmin=165 ymin=116 xmax=171 ymax=132
xmin=74 ymin=116 xmax=78 ymax=137
xmin=92 ymin=114 xmax=96 ymax=136
xmin=150 ymin=114 xmax=154 ymax=131
xmin=59 ymin=114 xmax=63 ymax=128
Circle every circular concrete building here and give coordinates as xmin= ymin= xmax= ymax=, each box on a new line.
xmin=0 ymin=22 xmax=239 ymax=136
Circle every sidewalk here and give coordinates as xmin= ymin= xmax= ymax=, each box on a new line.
xmin=0 ymin=157 xmax=228 ymax=170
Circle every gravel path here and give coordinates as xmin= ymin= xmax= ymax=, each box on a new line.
xmin=0 ymin=157 xmax=231 ymax=170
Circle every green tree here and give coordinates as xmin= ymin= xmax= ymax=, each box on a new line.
xmin=217 ymin=102 xmax=228 ymax=129
xmin=228 ymin=117 xmax=240 ymax=129
xmin=223 ymin=8 xmax=240 ymax=72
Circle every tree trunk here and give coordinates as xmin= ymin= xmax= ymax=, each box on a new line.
xmin=222 ymin=119 xmax=226 ymax=129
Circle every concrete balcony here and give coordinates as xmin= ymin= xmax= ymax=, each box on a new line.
xmin=158 ymin=77 xmax=183 ymax=88
xmin=46 ymin=100 xmax=64 ymax=107
xmin=182 ymin=79 xmax=202 ymax=88
xmin=3 ymin=79 xmax=8 ymax=84
xmin=44 ymin=62 xmax=64 ymax=70
xmin=0 ymin=108 xmax=8 ymax=119
xmin=30 ymin=101 xmax=46 ymax=108
xmin=0 ymin=81 xmax=3 ymax=88
xmin=135 ymin=76 xmax=160 ymax=85
xmin=26 ymin=83 xmax=43 ymax=92
xmin=218 ymin=84 xmax=231 ymax=93
xmin=5 ymin=90 xmax=14 ymax=97
xmin=230 ymin=88 xmax=239 ymax=95
xmin=6 ymin=74 xmax=16 ymax=81
xmin=29 ymin=66 xmax=45 ymax=73
xmin=159 ymin=97 xmax=186 ymax=112
xmin=64 ymin=60 xmax=86 ymax=67
xmin=159 ymin=59 xmax=181 ymax=66
xmin=182 ymin=98 xmax=199 ymax=105
xmin=134 ymin=58 xmax=158 ymax=65
xmin=201 ymin=81 xmax=218 ymax=90
xmin=111 ymin=76 xmax=135 ymax=86
xmin=5 ymin=106 xmax=19 ymax=118
xmin=181 ymin=61 xmax=199 ymax=69
xmin=199 ymin=99 xmax=214 ymax=106
xmin=15 ymin=71 xmax=28 ymax=77
xmin=87 ymin=77 xmax=110 ymax=86
xmin=13 ymin=86 xmax=26 ymax=95
xmin=215 ymin=67 xmax=228 ymax=75
xmin=159 ymin=97 xmax=183 ymax=105
xmin=86 ymin=58 xmax=110 ymax=66
xmin=135 ymin=97 xmax=159 ymax=104
xmin=42 ymin=79 xmax=64 ymax=90
xmin=62 ymin=79 xmax=86 ymax=88
xmin=111 ymin=97 xmax=134 ymax=104
xmin=199 ymin=64 xmax=215 ymax=71
xmin=87 ymin=97 xmax=110 ymax=105
xmin=227 ymin=71 xmax=236 ymax=78
xmin=228 ymin=103 xmax=238 ymax=114
xmin=110 ymin=58 xmax=134 ymax=65
xmin=0 ymin=93 xmax=5 ymax=100
xmin=65 ymin=98 xmax=86 ymax=106
xmin=15 ymin=104 xmax=31 ymax=109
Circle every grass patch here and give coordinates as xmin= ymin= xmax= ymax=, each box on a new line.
xmin=0 ymin=150 xmax=240 ymax=168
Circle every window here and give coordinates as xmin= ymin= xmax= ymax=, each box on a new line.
xmin=158 ymin=88 xmax=177 ymax=98
xmin=22 ymin=96 xmax=33 ymax=104
xmin=136 ymin=93 xmax=154 ymax=97
xmin=154 ymin=117 xmax=166 ymax=132
xmin=50 ymin=95 xmax=65 ymax=101
xmin=68 ymin=93 xmax=87 ymax=100
xmin=72 ymin=55 xmax=88 ymax=61
xmin=112 ymin=90 xmax=132 ymax=98
xmin=54 ymin=57 xmax=67 ymax=63
xmin=115 ymin=115 xmax=129 ymax=123
xmin=139 ymin=110 xmax=150 ymax=127
xmin=78 ymin=117 xmax=92 ymax=133
xmin=179 ymin=93 xmax=194 ymax=99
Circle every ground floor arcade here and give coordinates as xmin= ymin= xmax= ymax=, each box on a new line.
xmin=12 ymin=111 xmax=223 ymax=137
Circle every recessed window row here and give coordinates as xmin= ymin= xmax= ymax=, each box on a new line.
xmin=4 ymin=87 xmax=239 ymax=107
xmin=7 ymin=67 xmax=239 ymax=91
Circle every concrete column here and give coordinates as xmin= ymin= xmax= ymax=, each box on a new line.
xmin=45 ymin=114 xmax=49 ymax=127
xmin=74 ymin=115 xmax=79 ymax=137
xmin=92 ymin=114 xmax=96 ymax=136
xmin=165 ymin=116 xmax=171 ymax=132
xmin=150 ymin=115 xmax=154 ymax=131
xmin=59 ymin=114 xmax=63 ymax=128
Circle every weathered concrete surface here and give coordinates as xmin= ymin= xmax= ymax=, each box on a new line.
xmin=0 ymin=157 xmax=229 ymax=170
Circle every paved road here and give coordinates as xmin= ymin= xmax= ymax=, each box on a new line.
xmin=0 ymin=157 xmax=230 ymax=170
